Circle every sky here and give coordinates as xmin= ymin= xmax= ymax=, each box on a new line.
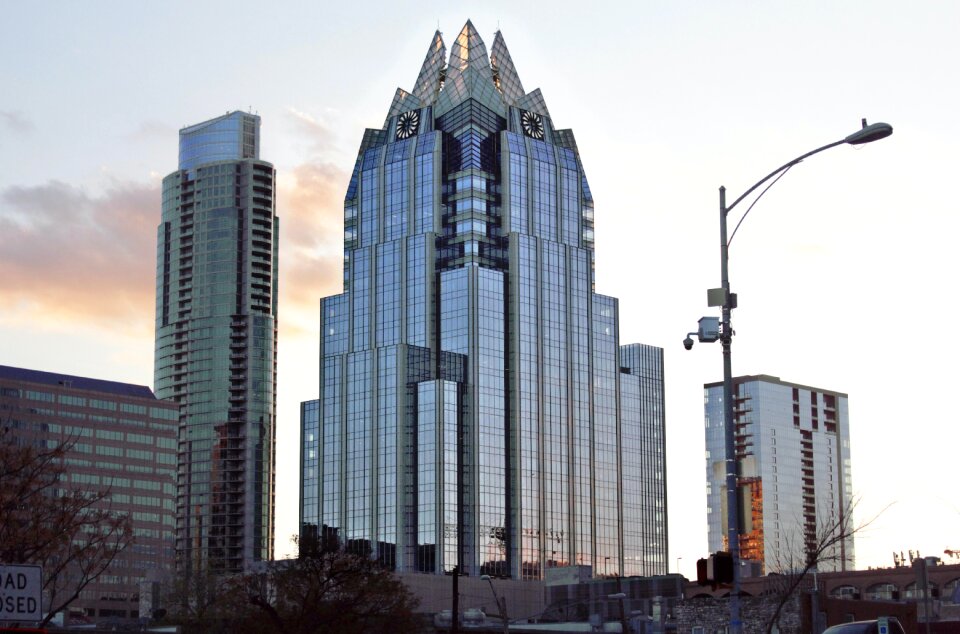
xmin=2 ymin=1 xmax=958 ymax=578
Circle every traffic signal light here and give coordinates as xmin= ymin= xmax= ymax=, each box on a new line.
xmin=696 ymin=558 xmax=709 ymax=585
xmin=711 ymin=551 xmax=733 ymax=584
xmin=696 ymin=551 xmax=734 ymax=586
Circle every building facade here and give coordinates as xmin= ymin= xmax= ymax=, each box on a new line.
xmin=300 ymin=22 xmax=667 ymax=580
xmin=154 ymin=111 xmax=278 ymax=572
xmin=704 ymin=375 xmax=853 ymax=574
xmin=0 ymin=365 xmax=177 ymax=621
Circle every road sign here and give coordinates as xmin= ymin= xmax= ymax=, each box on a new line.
xmin=0 ymin=564 xmax=42 ymax=622
xmin=878 ymin=616 xmax=889 ymax=634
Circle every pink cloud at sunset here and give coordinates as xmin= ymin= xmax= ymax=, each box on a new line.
xmin=272 ymin=106 xmax=350 ymax=340
xmin=0 ymin=179 xmax=159 ymax=334
xmin=0 ymin=157 xmax=348 ymax=346
xmin=274 ymin=161 xmax=347 ymax=339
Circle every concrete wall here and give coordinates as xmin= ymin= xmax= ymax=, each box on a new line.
xmin=397 ymin=573 xmax=546 ymax=622
xmin=675 ymin=595 xmax=801 ymax=634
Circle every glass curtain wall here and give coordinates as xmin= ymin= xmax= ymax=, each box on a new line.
xmin=303 ymin=22 xmax=667 ymax=580
xmin=156 ymin=111 xmax=277 ymax=573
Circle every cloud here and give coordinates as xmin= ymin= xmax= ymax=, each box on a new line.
xmin=130 ymin=119 xmax=176 ymax=140
xmin=285 ymin=108 xmax=338 ymax=159
xmin=0 ymin=179 xmax=159 ymax=334
xmin=273 ymin=107 xmax=353 ymax=333
xmin=276 ymin=161 xmax=348 ymax=337
xmin=0 ymin=154 xmax=350 ymax=343
xmin=0 ymin=110 xmax=35 ymax=134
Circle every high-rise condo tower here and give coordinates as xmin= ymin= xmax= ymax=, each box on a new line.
xmin=705 ymin=375 xmax=854 ymax=574
xmin=155 ymin=111 xmax=278 ymax=572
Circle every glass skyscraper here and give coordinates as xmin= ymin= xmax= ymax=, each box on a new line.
xmin=301 ymin=22 xmax=666 ymax=580
xmin=704 ymin=375 xmax=854 ymax=574
xmin=155 ymin=111 xmax=278 ymax=572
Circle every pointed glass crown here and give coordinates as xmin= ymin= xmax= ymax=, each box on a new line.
xmin=413 ymin=30 xmax=446 ymax=104
xmin=385 ymin=21 xmax=551 ymax=121
xmin=490 ymin=31 xmax=525 ymax=103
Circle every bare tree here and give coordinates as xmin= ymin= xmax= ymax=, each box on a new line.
xmin=161 ymin=564 xmax=230 ymax=632
xmin=232 ymin=534 xmax=421 ymax=634
xmin=159 ymin=533 xmax=422 ymax=634
xmin=763 ymin=498 xmax=885 ymax=634
xmin=0 ymin=427 xmax=133 ymax=625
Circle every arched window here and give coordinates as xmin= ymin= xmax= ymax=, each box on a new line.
xmin=830 ymin=585 xmax=858 ymax=600
xmin=904 ymin=581 xmax=938 ymax=599
xmin=865 ymin=582 xmax=897 ymax=601
xmin=943 ymin=578 xmax=960 ymax=604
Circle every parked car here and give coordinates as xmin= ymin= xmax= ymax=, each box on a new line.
xmin=823 ymin=618 xmax=906 ymax=634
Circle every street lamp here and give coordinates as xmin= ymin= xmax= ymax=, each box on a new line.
xmin=480 ymin=575 xmax=509 ymax=634
xmin=684 ymin=119 xmax=892 ymax=634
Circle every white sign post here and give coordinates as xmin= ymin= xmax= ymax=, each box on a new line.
xmin=0 ymin=564 xmax=42 ymax=623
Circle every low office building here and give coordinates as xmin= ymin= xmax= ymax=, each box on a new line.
xmin=683 ymin=560 xmax=960 ymax=633
xmin=0 ymin=365 xmax=177 ymax=622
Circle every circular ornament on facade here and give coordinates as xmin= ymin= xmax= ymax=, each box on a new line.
xmin=520 ymin=110 xmax=545 ymax=139
xmin=396 ymin=110 xmax=421 ymax=140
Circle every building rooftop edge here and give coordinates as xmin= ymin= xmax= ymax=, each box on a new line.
xmin=0 ymin=365 xmax=162 ymax=401
xmin=704 ymin=374 xmax=848 ymax=398
xmin=179 ymin=110 xmax=260 ymax=135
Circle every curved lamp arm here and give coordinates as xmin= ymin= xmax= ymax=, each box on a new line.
xmin=725 ymin=121 xmax=893 ymax=216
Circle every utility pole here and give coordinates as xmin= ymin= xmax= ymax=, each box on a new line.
xmin=452 ymin=565 xmax=460 ymax=634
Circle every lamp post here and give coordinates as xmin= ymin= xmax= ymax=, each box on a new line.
xmin=480 ymin=574 xmax=509 ymax=634
xmin=685 ymin=119 xmax=892 ymax=634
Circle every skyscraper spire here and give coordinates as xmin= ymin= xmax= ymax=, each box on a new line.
xmin=435 ymin=20 xmax=505 ymax=117
xmin=490 ymin=30 xmax=525 ymax=104
xmin=412 ymin=30 xmax=446 ymax=104
xmin=446 ymin=19 xmax=488 ymax=76
xmin=398 ymin=23 xmax=548 ymax=119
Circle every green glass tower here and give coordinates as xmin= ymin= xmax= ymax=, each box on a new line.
xmin=155 ymin=111 xmax=278 ymax=572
